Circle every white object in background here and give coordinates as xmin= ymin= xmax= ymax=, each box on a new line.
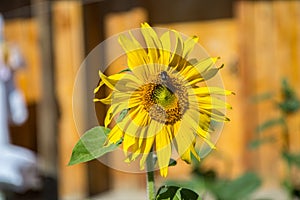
xmin=0 ymin=191 xmax=4 ymax=200
xmin=0 ymin=80 xmax=9 ymax=145
xmin=0 ymin=65 xmax=11 ymax=82
xmin=0 ymin=145 xmax=40 ymax=192
xmin=0 ymin=13 xmax=40 ymax=194
xmin=8 ymin=86 xmax=28 ymax=125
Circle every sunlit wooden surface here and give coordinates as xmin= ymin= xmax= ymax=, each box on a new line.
xmin=52 ymin=1 xmax=87 ymax=199
xmin=4 ymin=19 xmax=41 ymax=103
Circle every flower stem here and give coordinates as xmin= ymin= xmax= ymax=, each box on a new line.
xmin=146 ymin=152 xmax=156 ymax=200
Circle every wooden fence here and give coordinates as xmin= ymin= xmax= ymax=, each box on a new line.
xmin=3 ymin=0 xmax=300 ymax=198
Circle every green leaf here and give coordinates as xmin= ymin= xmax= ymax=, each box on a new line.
xmin=118 ymin=68 xmax=131 ymax=73
xmin=279 ymin=99 xmax=300 ymax=114
xmin=279 ymin=78 xmax=300 ymax=114
xmin=281 ymin=178 xmax=293 ymax=192
xmin=156 ymin=185 xmax=201 ymax=200
xmin=248 ymin=136 xmax=276 ymax=149
xmin=209 ymin=172 xmax=261 ymax=200
xmin=169 ymin=158 xmax=177 ymax=167
xmin=281 ymin=79 xmax=296 ymax=100
xmin=153 ymin=157 xmax=177 ymax=167
xmin=251 ymin=92 xmax=274 ymax=103
xmin=180 ymin=188 xmax=200 ymax=200
xmin=68 ymin=126 xmax=121 ymax=165
xmin=164 ymin=177 xmax=206 ymax=195
xmin=188 ymin=58 xmax=198 ymax=66
xmin=202 ymin=64 xmax=223 ymax=81
xmin=256 ymin=117 xmax=284 ymax=133
xmin=116 ymin=109 xmax=129 ymax=123
xmin=282 ymin=151 xmax=300 ymax=167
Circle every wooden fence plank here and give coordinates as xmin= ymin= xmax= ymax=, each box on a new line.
xmin=52 ymin=1 xmax=87 ymax=199
xmin=4 ymin=19 xmax=41 ymax=103
xmin=103 ymin=7 xmax=148 ymax=191
xmin=237 ymin=0 xmax=300 ymax=187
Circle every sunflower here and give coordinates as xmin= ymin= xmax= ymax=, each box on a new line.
xmin=94 ymin=23 xmax=232 ymax=177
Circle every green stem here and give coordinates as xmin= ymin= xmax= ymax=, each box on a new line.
xmin=146 ymin=152 xmax=156 ymax=200
xmin=282 ymin=117 xmax=293 ymax=199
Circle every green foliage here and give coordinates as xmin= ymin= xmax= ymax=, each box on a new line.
xmin=68 ymin=126 xmax=121 ymax=165
xmin=282 ymin=151 xmax=300 ymax=168
xmin=156 ymin=185 xmax=201 ymax=200
xmin=251 ymin=78 xmax=300 ymax=198
xmin=279 ymin=79 xmax=300 ymax=114
xmin=248 ymin=136 xmax=276 ymax=149
xmin=167 ymin=164 xmax=261 ymax=200
xmin=251 ymin=92 xmax=274 ymax=103
xmin=153 ymin=157 xmax=178 ymax=168
xmin=208 ymin=172 xmax=261 ymax=200
xmin=118 ymin=68 xmax=132 ymax=73
xmin=202 ymin=64 xmax=224 ymax=81
xmin=168 ymin=158 xmax=177 ymax=167
xmin=185 ymin=151 xmax=262 ymax=199
xmin=116 ymin=109 xmax=129 ymax=123
xmin=255 ymin=117 xmax=284 ymax=133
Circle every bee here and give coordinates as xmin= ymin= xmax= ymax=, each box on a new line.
xmin=160 ymin=71 xmax=169 ymax=81
xmin=160 ymin=71 xmax=175 ymax=92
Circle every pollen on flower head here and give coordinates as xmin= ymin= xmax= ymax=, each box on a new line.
xmin=138 ymin=70 xmax=189 ymax=125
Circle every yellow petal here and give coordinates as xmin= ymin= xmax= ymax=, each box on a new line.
xmin=186 ymin=77 xmax=204 ymax=85
xmin=107 ymin=125 xmax=123 ymax=144
xmin=182 ymin=36 xmax=198 ymax=59
xmin=160 ymin=31 xmax=171 ymax=66
xmin=180 ymin=146 xmax=192 ymax=164
xmin=181 ymin=57 xmax=220 ymax=84
xmin=173 ymin=120 xmax=196 ymax=162
xmin=113 ymin=73 xmax=142 ymax=91
xmin=97 ymin=93 xmax=112 ymax=104
xmin=192 ymin=87 xmax=234 ymax=96
xmin=139 ymin=136 xmax=155 ymax=170
xmin=198 ymin=107 xmax=229 ymax=122
xmin=182 ymin=112 xmax=216 ymax=149
xmin=190 ymin=143 xmax=201 ymax=161
xmin=155 ymin=127 xmax=172 ymax=177
xmin=141 ymin=22 xmax=162 ymax=64
xmin=130 ymin=64 xmax=153 ymax=83
xmin=118 ymin=107 xmax=148 ymax=137
xmin=123 ymin=134 xmax=137 ymax=153
xmin=197 ymin=96 xmax=232 ymax=110
xmin=104 ymin=106 xmax=114 ymax=127
xmin=189 ymin=94 xmax=232 ymax=110
xmin=147 ymin=119 xmax=165 ymax=138
xmin=181 ymin=141 xmax=202 ymax=164
xmin=94 ymin=81 xmax=104 ymax=93
xmin=169 ymin=31 xmax=183 ymax=69
xmin=112 ymin=91 xmax=139 ymax=107
xmin=194 ymin=57 xmax=219 ymax=73
xmin=130 ymin=106 xmax=150 ymax=127
xmin=99 ymin=71 xmax=125 ymax=90
xmin=118 ymin=34 xmax=148 ymax=69
xmin=104 ymin=103 xmax=127 ymax=127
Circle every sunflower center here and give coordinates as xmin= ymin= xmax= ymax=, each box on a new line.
xmin=152 ymin=85 xmax=177 ymax=109
xmin=139 ymin=71 xmax=189 ymax=125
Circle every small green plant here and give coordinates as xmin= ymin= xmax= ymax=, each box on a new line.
xmin=166 ymin=154 xmax=261 ymax=200
xmin=249 ymin=78 xmax=300 ymax=199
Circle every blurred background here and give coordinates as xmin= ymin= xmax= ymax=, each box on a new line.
xmin=0 ymin=0 xmax=299 ymax=199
